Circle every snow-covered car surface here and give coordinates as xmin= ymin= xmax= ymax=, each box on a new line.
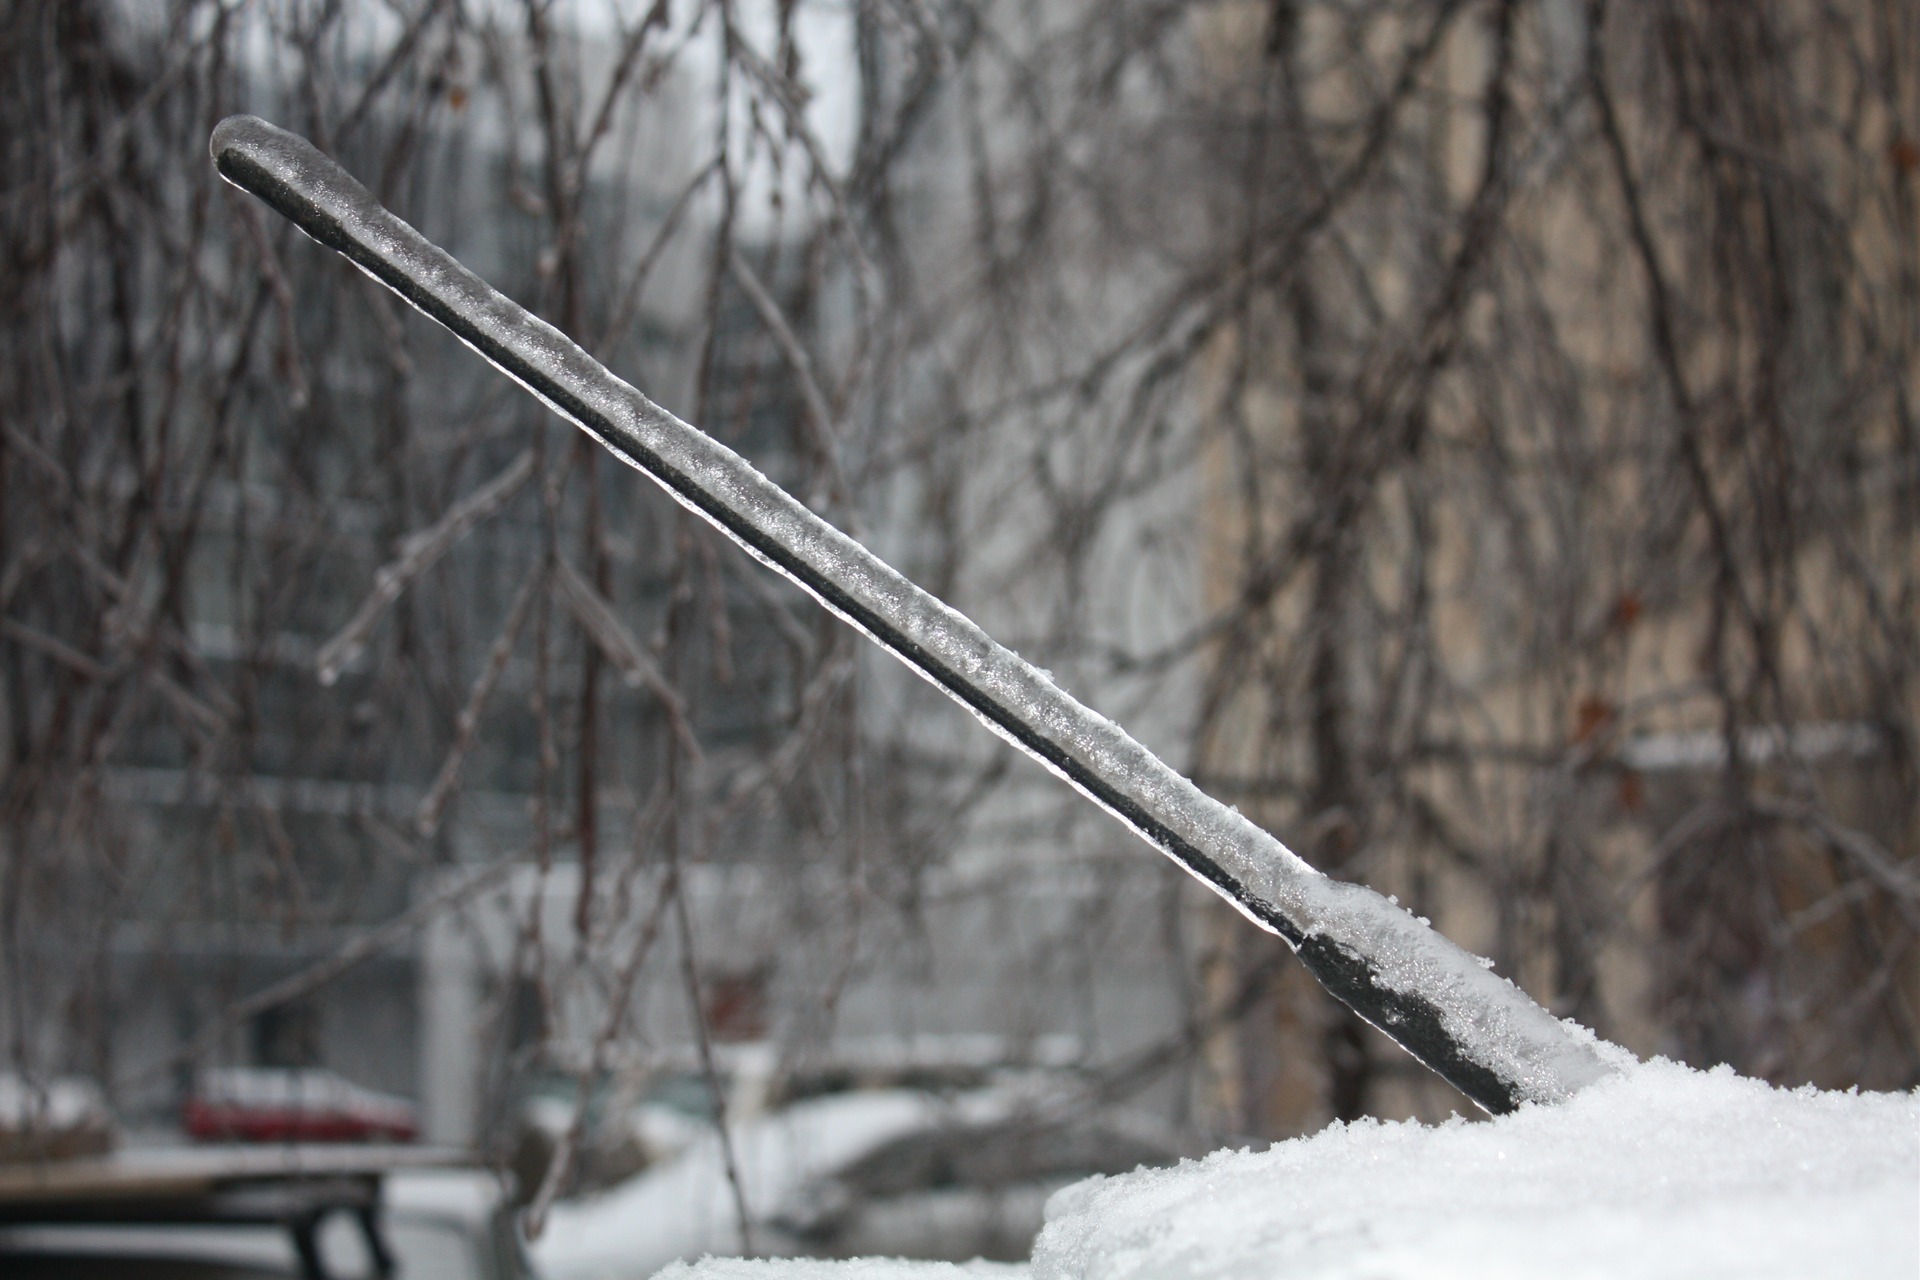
xmin=1033 ymin=1056 xmax=1919 ymax=1280
xmin=532 ymin=1090 xmax=1175 ymax=1280
xmin=644 ymin=1058 xmax=1917 ymax=1280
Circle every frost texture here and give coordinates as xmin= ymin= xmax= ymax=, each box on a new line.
xmin=210 ymin=115 xmax=1613 ymax=1111
xmin=1032 ymin=1060 xmax=1919 ymax=1280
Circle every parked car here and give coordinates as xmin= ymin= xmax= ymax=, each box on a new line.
xmin=0 ymin=1075 xmax=116 ymax=1162
xmin=532 ymin=1089 xmax=1178 ymax=1280
xmin=184 ymin=1069 xmax=420 ymax=1145
xmin=0 ymin=1144 xmax=532 ymax=1279
xmin=511 ymin=1036 xmax=1087 ymax=1202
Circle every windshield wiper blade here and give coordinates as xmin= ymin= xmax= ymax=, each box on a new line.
xmin=210 ymin=114 xmax=1618 ymax=1115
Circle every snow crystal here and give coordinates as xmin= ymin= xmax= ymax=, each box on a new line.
xmin=1032 ymin=1058 xmax=1919 ymax=1280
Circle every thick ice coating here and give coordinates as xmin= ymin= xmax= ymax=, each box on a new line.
xmin=210 ymin=114 xmax=1616 ymax=1113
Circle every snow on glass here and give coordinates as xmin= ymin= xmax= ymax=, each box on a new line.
xmin=211 ymin=115 xmax=1613 ymax=1114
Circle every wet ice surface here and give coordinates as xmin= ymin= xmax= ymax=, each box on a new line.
xmin=663 ymin=1061 xmax=1917 ymax=1280
xmin=212 ymin=115 xmax=1610 ymax=1109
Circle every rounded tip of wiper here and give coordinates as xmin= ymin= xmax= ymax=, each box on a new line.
xmin=210 ymin=113 xmax=281 ymax=168
xmin=208 ymin=115 xmax=369 ymax=259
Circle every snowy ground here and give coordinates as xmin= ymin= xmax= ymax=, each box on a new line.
xmin=660 ymin=1056 xmax=1917 ymax=1280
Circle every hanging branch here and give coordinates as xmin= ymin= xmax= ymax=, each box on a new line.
xmin=415 ymin=563 xmax=544 ymax=838
xmin=552 ymin=552 xmax=703 ymax=764
xmin=314 ymin=447 xmax=536 ymax=685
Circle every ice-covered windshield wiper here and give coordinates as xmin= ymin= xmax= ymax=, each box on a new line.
xmin=210 ymin=115 xmax=1618 ymax=1115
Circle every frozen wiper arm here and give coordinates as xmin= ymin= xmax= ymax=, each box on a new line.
xmin=211 ymin=115 xmax=1618 ymax=1114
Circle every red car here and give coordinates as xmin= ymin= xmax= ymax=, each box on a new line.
xmin=184 ymin=1071 xmax=419 ymax=1145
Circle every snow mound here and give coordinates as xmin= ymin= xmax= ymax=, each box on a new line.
xmin=1033 ymin=1058 xmax=1918 ymax=1280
